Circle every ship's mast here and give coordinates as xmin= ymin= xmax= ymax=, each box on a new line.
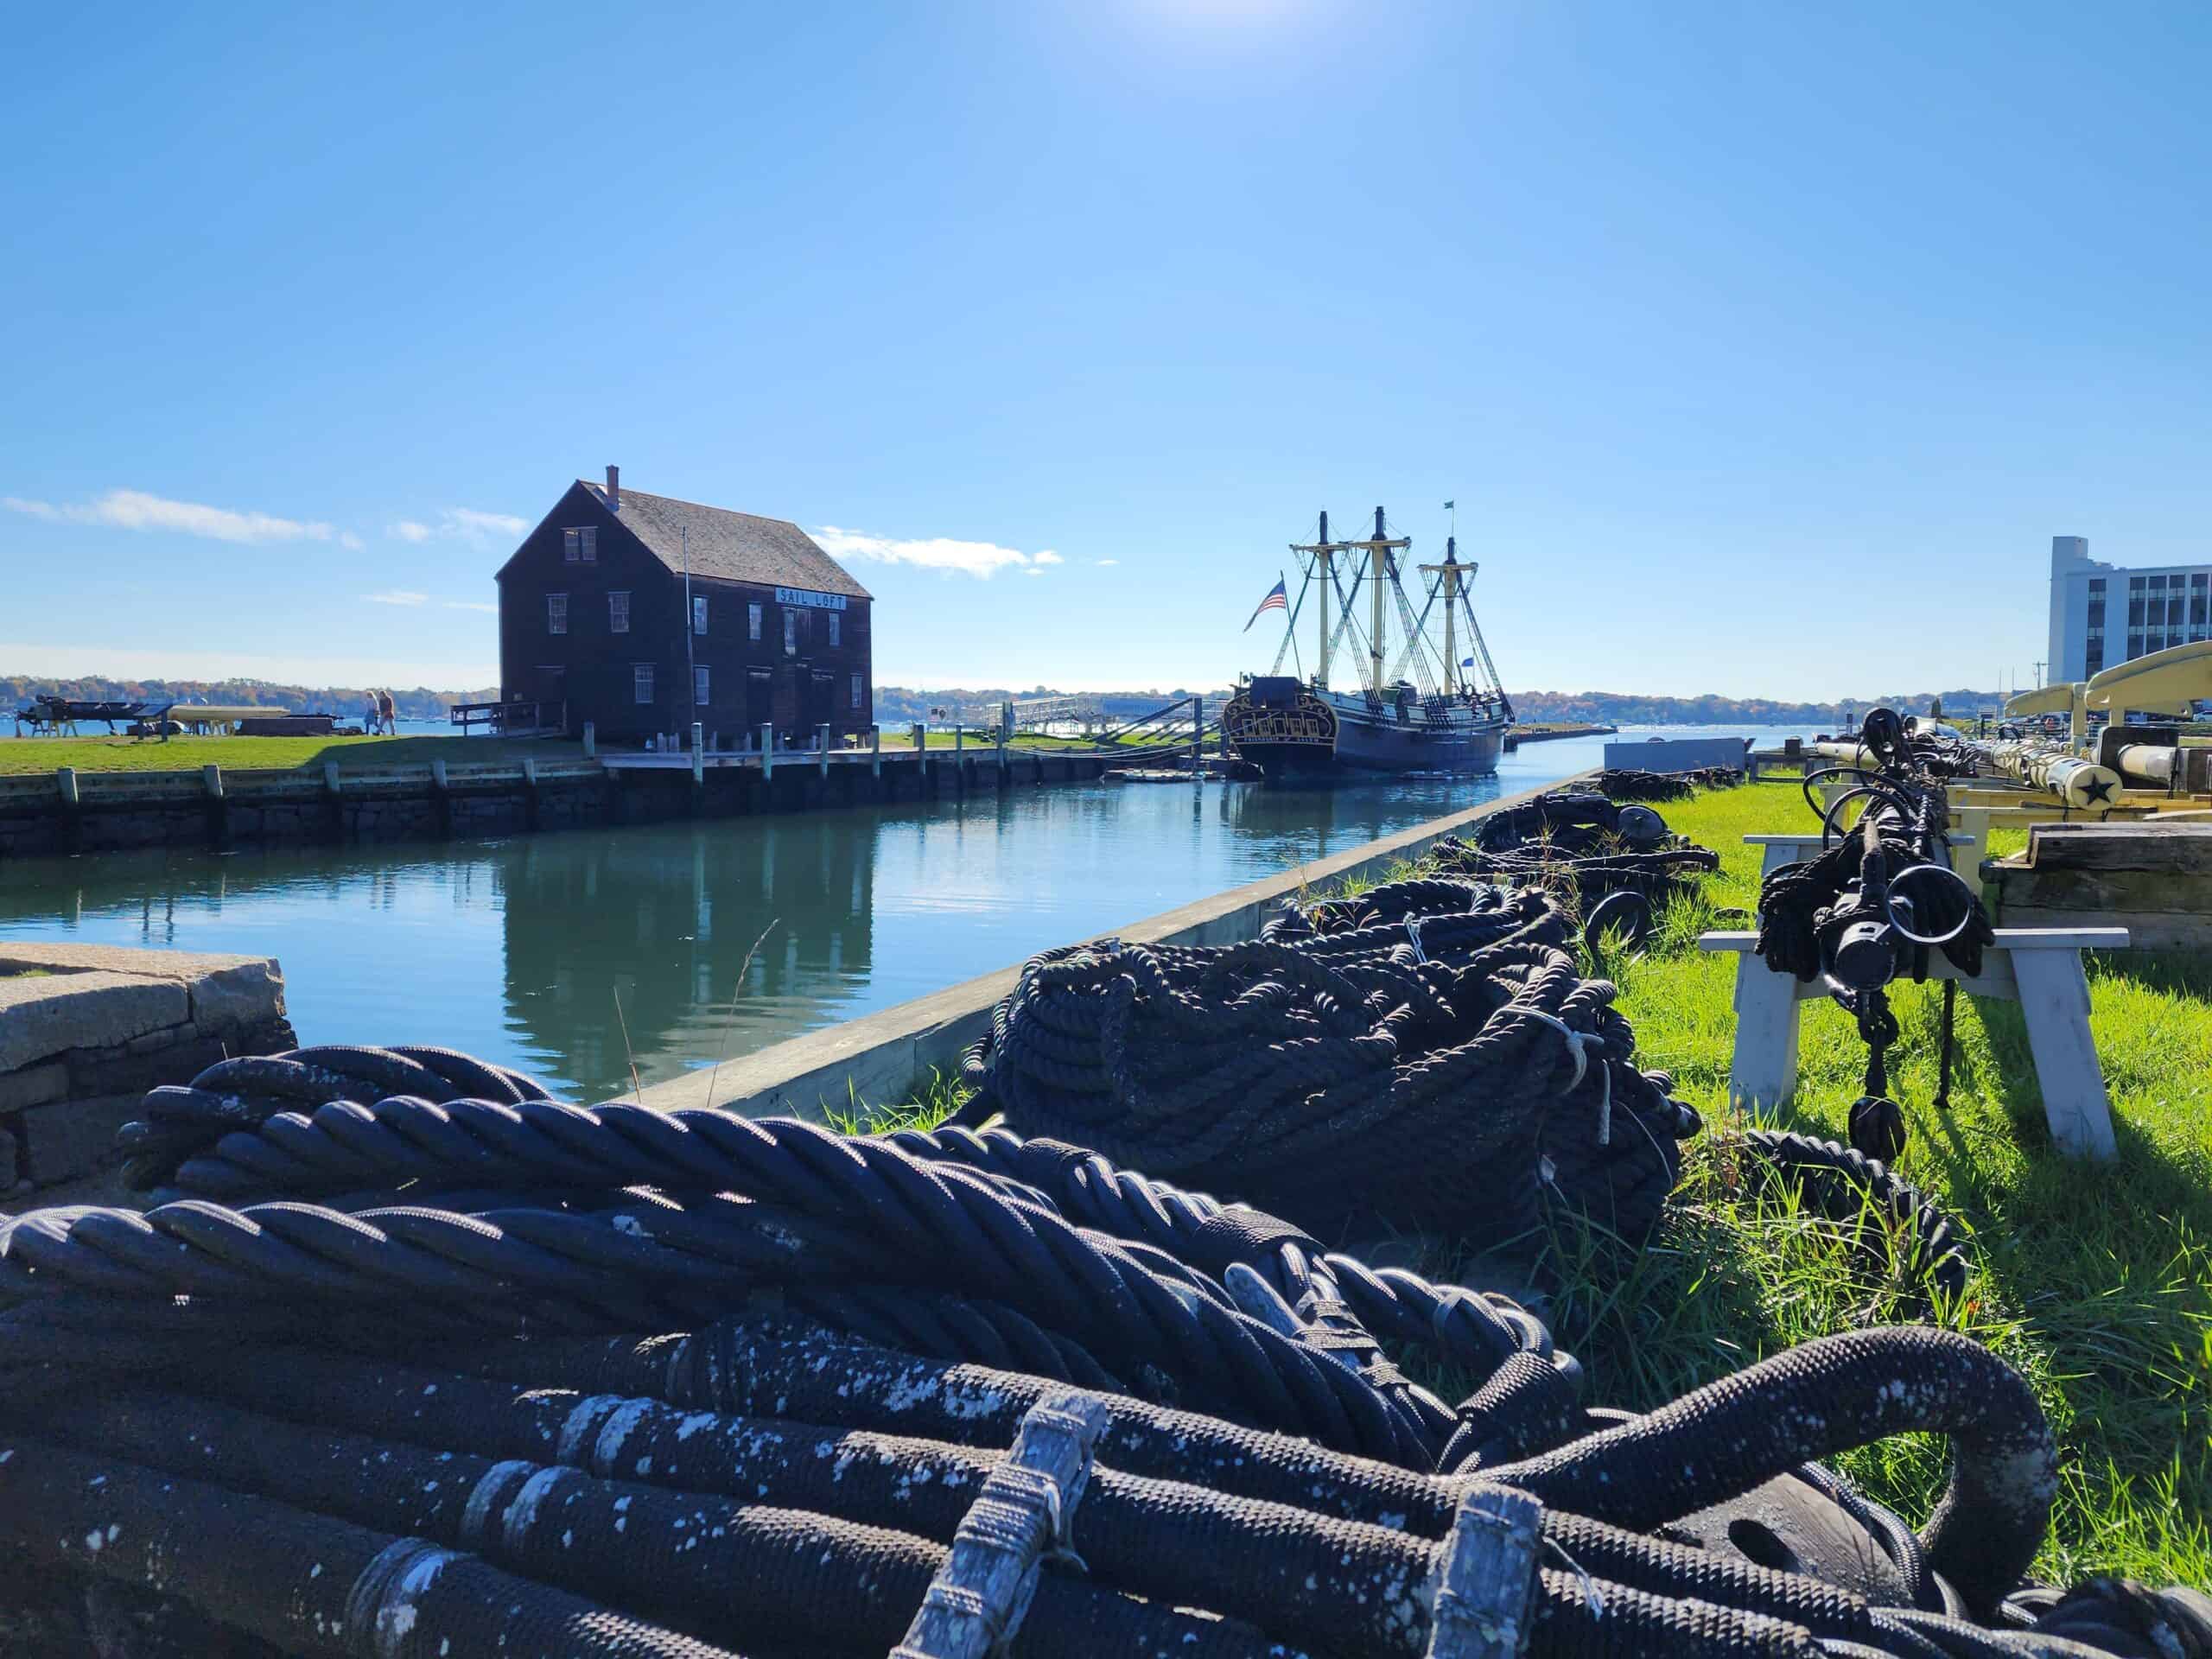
xmin=1419 ymin=535 xmax=1465 ymax=696
xmin=1290 ymin=509 xmax=1352 ymax=690
xmin=1287 ymin=506 xmax=1410 ymax=697
xmin=1316 ymin=510 xmax=1329 ymax=687
xmin=1370 ymin=507 xmax=1386 ymax=695
xmin=1351 ymin=505 xmax=1412 ymax=698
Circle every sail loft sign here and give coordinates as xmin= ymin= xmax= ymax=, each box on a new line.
xmin=776 ymin=586 xmax=849 ymax=612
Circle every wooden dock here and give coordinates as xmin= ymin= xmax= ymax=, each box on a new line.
xmin=0 ymin=742 xmax=1120 ymax=859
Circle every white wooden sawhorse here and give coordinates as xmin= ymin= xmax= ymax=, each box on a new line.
xmin=1715 ymin=836 xmax=2123 ymax=1160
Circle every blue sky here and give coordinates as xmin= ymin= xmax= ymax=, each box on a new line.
xmin=4 ymin=1 xmax=2209 ymax=696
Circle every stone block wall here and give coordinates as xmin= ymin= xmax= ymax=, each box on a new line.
xmin=0 ymin=943 xmax=296 ymax=1199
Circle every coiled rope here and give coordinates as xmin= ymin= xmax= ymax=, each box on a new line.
xmin=958 ymin=888 xmax=1699 ymax=1247
xmin=0 ymin=1044 xmax=2198 ymax=1656
xmin=1419 ymin=790 xmax=1722 ymax=947
xmin=1595 ymin=765 xmax=1746 ymax=803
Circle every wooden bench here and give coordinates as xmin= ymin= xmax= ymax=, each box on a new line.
xmin=1698 ymin=926 xmax=2127 ymax=1160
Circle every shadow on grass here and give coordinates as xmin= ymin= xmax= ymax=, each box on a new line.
xmin=1966 ymin=982 xmax=2212 ymax=1237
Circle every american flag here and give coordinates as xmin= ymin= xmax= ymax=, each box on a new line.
xmin=1243 ymin=575 xmax=1288 ymax=632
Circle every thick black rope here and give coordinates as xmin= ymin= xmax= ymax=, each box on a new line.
xmin=1746 ymin=1129 xmax=1972 ymax=1303
xmin=1414 ymin=792 xmax=1722 ymax=950
xmin=1595 ymin=766 xmax=1747 ymax=803
xmin=959 ymin=894 xmax=1699 ymax=1247
xmin=885 ymin=1122 xmax=1565 ymax=1382
xmin=0 ymin=1040 xmax=2184 ymax=1656
xmin=15 ymin=1096 xmax=1439 ymax=1467
xmin=3 ymin=1308 xmax=2135 ymax=1656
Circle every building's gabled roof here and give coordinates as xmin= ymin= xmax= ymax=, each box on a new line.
xmin=577 ymin=481 xmax=872 ymax=601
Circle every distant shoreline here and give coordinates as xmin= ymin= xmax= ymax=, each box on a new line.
xmin=8 ymin=671 xmax=2004 ymax=734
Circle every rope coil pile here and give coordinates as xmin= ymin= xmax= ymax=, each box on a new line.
xmin=1423 ymin=790 xmax=1722 ymax=944
xmin=960 ymin=887 xmax=1699 ymax=1247
xmin=1594 ymin=766 xmax=1745 ymax=803
xmin=0 ymin=1044 xmax=2202 ymax=1657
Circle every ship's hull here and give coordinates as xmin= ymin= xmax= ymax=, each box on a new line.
xmin=1223 ymin=683 xmax=1504 ymax=780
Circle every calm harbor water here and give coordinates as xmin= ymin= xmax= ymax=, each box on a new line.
xmin=0 ymin=726 xmax=1814 ymax=1101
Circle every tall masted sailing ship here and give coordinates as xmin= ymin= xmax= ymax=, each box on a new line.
xmin=1222 ymin=506 xmax=1512 ymax=779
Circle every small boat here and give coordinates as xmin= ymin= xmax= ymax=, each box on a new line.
xmin=1221 ymin=506 xmax=1513 ymax=780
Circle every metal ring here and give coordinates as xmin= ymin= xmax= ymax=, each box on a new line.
xmin=1880 ymin=862 xmax=1976 ymax=947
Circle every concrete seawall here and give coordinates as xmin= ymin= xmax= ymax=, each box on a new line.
xmin=0 ymin=943 xmax=295 ymax=1200
xmin=0 ymin=747 xmax=1118 ymax=859
xmin=1505 ymin=723 xmax=1616 ymax=747
xmin=636 ymin=770 xmax=1592 ymax=1120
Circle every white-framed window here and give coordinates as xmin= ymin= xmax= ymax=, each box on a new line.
xmin=747 ymin=602 xmax=762 ymax=641
xmin=784 ymin=609 xmax=798 ymax=656
xmin=546 ymin=594 xmax=568 ymax=634
xmin=694 ymin=665 xmax=710 ymax=707
xmin=850 ymin=672 xmax=863 ymax=709
xmin=563 ymin=527 xmax=596 ymax=563
xmin=828 ymin=613 xmax=841 ymax=648
xmin=633 ymin=664 xmax=655 ymax=704
xmin=607 ymin=591 xmax=630 ymax=633
xmin=693 ymin=595 xmax=708 ymax=635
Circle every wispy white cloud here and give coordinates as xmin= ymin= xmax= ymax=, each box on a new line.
xmin=443 ymin=601 xmax=499 ymax=613
xmin=366 ymin=590 xmax=429 ymax=607
xmin=389 ymin=507 xmax=528 ymax=546
xmin=812 ymin=524 xmax=1053 ymax=579
xmin=446 ymin=506 xmax=527 ymax=537
xmin=6 ymin=488 xmax=339 ymax=545
xmin=1096 ymin=558 xmax=1119 ymax=567
xmin=1022 ymin=568 xmax=1045 ymax=578
xmin=340 ymin=531 xmax=364 ymax=550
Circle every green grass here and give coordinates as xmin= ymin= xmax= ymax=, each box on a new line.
xmin=825 ymin=1067 xmax=974 ymax=1135
xmin=0 ymin=734 xmax=588 ymax=776
xmin=1535 ymin=779 xmax=2211 ymax=1586
xmin=895 ymin=774 xmax=2211 ymax=1586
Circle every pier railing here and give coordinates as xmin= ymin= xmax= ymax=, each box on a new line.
xmin=448 ymin=699 xmax=567 ymax=737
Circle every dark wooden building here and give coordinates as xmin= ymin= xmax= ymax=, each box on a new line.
xmin=496 ymin=468 xmax=874 ymax=747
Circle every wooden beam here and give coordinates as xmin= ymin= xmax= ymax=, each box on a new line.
xmin=892 ymin=1389 xmax=1109 ymax=1659
xmin=2023 ymin=820 xmax=2212 ymax=873
xmin=1426 ymin=1484 xmax=1543 ymax=1659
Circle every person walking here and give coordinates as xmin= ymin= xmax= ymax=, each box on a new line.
xmin=378 ymin=690 xmax=397 ymax=735
xmin=364 ymin=691 xmax=380 ymax=735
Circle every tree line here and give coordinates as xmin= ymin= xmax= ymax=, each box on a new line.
xmin=6 ymin=674 xmax=2005 ymax=732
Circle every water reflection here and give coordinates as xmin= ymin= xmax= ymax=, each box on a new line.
xmin=494 ymin=817 xmax=878 ymax=1094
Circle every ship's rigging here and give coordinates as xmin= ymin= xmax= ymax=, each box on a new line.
xmin=1265 ymin=506 xmax=1511 ymax=720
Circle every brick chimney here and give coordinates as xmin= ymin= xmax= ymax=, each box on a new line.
xmin=606 ymin=464 xmax=620 ymax=512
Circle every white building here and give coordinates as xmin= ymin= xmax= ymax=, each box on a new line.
xmin=2047 ymin=535 xmax=2212 ymax=683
